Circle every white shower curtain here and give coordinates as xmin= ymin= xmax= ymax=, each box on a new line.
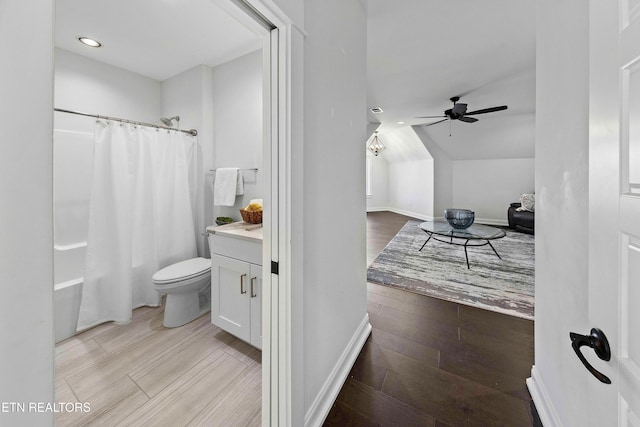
xmin=77 ymin=121 xmax=198 ymax=330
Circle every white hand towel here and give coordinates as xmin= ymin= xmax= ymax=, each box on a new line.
xmin=214 ymin=168 xmax=241 ymax=206
xmin=236 ymin=171 xmax=244 ymax=196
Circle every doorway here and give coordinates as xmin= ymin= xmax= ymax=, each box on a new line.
xmin=52 ymin=0 xmax=284 ymax=424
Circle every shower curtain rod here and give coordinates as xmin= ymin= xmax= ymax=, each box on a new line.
xmin=54 ymin=108 xmax=198 ymax=136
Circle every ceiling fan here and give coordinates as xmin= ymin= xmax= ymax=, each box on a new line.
xmin=416 ymin=96 xmax=508 ymax=127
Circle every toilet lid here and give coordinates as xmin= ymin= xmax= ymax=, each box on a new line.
xmin=152 ymin=257 xmax=211 ymax=284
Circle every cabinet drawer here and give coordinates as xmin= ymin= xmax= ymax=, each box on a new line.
xmin=208 ymin=233 xmax=262 ymax=265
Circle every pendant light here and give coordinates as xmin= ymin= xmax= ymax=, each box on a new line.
xmin=367 ymin=131 xmax=387 ymax=156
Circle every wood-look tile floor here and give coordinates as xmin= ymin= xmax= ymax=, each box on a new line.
xmin=324 ymin=211 xmax=537 ymax=427
xmin=54 ymin=306 xmax=261 ymax=426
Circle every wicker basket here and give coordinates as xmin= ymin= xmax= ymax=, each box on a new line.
xmin=240 ymin=209 xmax=263 ymax=224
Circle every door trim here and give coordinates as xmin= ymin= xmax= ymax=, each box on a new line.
xmin=216 ymin=1 xmax=295 ymax=425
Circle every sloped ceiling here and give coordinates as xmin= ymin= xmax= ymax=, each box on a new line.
xmin=369 ymin=127 xmax=433 ymax=163
xmin=55 ymin=0 xmax=262 ymax=81
xmin=367 ymin=0 xmax=536 ymax=161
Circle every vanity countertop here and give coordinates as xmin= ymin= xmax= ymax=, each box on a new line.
xmin=206 ymin=222 xmax=263 ymax=243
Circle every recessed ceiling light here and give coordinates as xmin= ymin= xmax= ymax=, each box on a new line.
xmin=370 ymin=107 xmax=383 ymax=114
xmin=397 ymin=121 xmax=406 ymax=125
xmin=78 ymin=37 xmax=102 ymax=48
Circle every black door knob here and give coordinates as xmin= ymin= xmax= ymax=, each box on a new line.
xmin=569 ymin=328 xmax=612 ymax=384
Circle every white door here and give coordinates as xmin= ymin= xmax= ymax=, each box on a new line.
xmin=587 ymin=0 xmax=640 ymax=424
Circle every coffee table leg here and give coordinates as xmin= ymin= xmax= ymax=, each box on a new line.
xmin=487 ymin=240 xmax=502 ymax=259
xmin=419 ymin=233 xmax=433 ymax=251
xmin=464 ymin=240 xmax=470 ymax=269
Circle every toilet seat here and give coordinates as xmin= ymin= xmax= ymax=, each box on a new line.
xmin=153 ymin=257 xmax=211 ymax=285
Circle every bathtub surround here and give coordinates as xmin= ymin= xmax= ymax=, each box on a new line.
xmin=78 ymin=122 xmax=199 ymax=330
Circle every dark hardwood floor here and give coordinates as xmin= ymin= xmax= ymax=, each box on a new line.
xmin=324 ymin=211 xmax=537 ymax=427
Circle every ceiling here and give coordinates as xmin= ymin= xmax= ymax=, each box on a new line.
xmin=367 ymin=0 xmax=536 ymax=160
xmin=55 ymin=0 xmax=536 ymax=160
xmin=55 ymin=0 xmax=262 ymax=82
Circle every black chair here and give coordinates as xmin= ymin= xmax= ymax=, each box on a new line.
xmin=508 ymin=202 xmax=534 ymax=235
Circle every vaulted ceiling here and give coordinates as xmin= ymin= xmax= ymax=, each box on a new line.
xmin=367 ymin=0 xmax=536 ymax=160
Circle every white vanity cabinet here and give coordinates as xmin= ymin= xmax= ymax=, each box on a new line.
xmin=207 ymin=223 xmax=262 ymax=349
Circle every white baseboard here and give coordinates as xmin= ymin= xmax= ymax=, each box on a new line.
xmin=366 ymin=206 xmax=391 ymax=212
xmin=527 ymin=365 xmax=561 ymax=427
xmin=366 ymin=207 xmax=435 ymax=221
xmin=388 ymin=208 xmax=434 ymax=221
xmin=304 ymin=313 xmax=372 ymax=427
xmin=475 ymin=217 xmax=509 ymax=227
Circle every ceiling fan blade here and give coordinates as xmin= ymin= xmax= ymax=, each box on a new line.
xmin=464 ymin=105 xmax=508 ymax=115
xmin=458 ymin=116 xmax=478 ymax=123
xmin=415 ymin=115 xmax=446 ymax=119
xmin=423 ymin=118 xmax=448 ymax=127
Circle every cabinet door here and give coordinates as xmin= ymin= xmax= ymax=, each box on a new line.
xmin=249 ymin=263 xmax=262 ymax=349
xmin=211 ymin=255 xmax=251 ymax=343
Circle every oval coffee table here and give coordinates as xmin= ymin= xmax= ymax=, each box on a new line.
xmin=418 ymin=221 xmax=506 ymax=269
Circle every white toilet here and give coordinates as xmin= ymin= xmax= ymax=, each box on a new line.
xmin=152 ymin=257 xmax=211 ymax=328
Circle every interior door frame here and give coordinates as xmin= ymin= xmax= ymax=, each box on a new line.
xmin=213 ymin=1 xmax=295 ymax=425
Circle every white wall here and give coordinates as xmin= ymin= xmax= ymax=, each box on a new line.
xmin=211 ymin=50 xmax=263 ymax=221
xmin=0 ymin=1 xmax=54 ymax=425
xmin=452 ymin=158 xmax=534 ymax=225
xmin=54 ymin=48 xmax=162 ymax=129
xmin=380 ymin=125 xmax=534 ymax=224
xmin=296 ymin=0 xmax=369 ymax=424
xmin=370 ymin=126 xmax=435 ymax=219
xmin=413 ymin=125 xmax=453 ymax=219
xmin=366 ymin=154 xmax=389 ymax=210
xmin=528 ymin=0 xmax=590 ymax=425
xmin=388 ymin=159 xmax=435 ymax=219
xmin=162 ymin=65 xmax=215 ymax=257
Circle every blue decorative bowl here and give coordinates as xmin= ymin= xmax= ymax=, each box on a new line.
xmin=444 ymin=209 xmax=475 ymax=229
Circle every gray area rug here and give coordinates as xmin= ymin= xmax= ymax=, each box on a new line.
xmin=367 ymin=220 xmax=535 ymax=319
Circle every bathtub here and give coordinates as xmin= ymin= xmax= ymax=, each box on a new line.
xmin=53 ymin=126 xmax=93 ymax=343
xmin=54 ymin=242 xmax=85 ymax=343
